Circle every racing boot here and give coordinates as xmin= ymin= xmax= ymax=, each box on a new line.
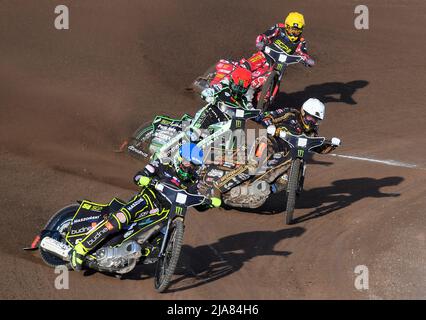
xmin=69 ymin=242 xmax=88 ymax=271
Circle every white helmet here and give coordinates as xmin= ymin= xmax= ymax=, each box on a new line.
xmin=301 ymin=98 xmax=325 ymax=131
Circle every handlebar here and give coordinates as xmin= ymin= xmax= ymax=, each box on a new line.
xmin=154 ymin=182 xmax=210 ymax=208
xmin=263 ymin=45 xmax=304 ymax=65
xmin=277 ymin=130 xmax=325 ymax=152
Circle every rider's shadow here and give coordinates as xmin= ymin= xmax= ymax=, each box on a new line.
xmin=272 ymin=80 xmax=369 ymax=110
xmin=161 ymin=226 xmax=305 ymax=292
xmin=232 ymin=176 xmax=404 ymax=219
xmin=293 ymin=176 xmax=404 ymax=223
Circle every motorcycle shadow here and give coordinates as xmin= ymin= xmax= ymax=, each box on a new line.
xmin=89 ymin=227 xmax=305 ymax=291
xmin=271 ymin=80 xmax=369 ymax=110
xmin=165 ymin=226 xmax=305 ymax=293
xmin=292 ymin=176 xmax=403 ymax=224
xmin=99 ymin=227 xmax=304 ymax=291
xmin=228 ymin=176 xmax=403 ymax=221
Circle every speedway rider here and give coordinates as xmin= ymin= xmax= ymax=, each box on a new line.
xmin=239 ymin=12 xmax=314 ymax=87
xmin=259 ymin=98 xmax=341 ymax=193
xmin=191 ymin=66 xmax=256 ymax=142
xmin=70 ymin=143 xmax=221 ymax=271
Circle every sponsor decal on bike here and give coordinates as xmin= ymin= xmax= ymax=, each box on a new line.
xmin=207 ymin=169 xmax=224 ymax=178
xmin=140 ymin=217 xmax=155 ymax=226
xmin=124 ymin=223 xmax=137 ymax=238
xmin=125 ymin=198 xmax=146 ymax=212
xmin=175 ymin=207 xmax=183 ymax=216
xmin=87 ymin=227 xmax=109 ymax=247
xmin=124 ymin=230 xmax=134 ymax=238
xmin=70 ymin=226 xmax=92 ymax=235
xmin=73 ymin=215 xmax=99 ymax=223
xmin=128 ymin=145 xmax=148 ymax=157
xmin=158 ymin=124 xmax=178 ymax=132
xmin=216 ymin=165 xmax=248 ymax=188
xmin=105 ymin=222 xmax=114 ymax=231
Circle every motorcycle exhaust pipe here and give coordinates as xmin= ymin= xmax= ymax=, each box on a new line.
xmin=40 ymin=237 xmax=72 ymax=261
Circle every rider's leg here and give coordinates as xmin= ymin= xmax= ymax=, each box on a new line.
xmin=188 ymin=105 xmax=221 ymax=142
xmin=239 ymin=51 xmax=267 ymax=72
xmin=70 ymin=193 xmax=152 ymax=271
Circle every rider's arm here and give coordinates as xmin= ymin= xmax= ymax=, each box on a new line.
xmin=295 ymin=39 xmax=315 ymax=67
xmin=261 ymin=108 xmax=294 ymax=127
xmin=185 ymin=176 xmax=222 ymax=211
xmin=133 ymin=160 xmax=163 ymax=187
xmin=256 ymin=23 xmax=283 ymax=48
xmin=311 ymin=137 xmax=341 ymax=154
xmin=200 ymin=81 xmax=225 ymax=104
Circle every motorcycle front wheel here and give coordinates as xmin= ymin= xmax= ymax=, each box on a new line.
xmin=285 ymin=159 xmax=301 ymax=225
xmin=154 ymin=219 xmax=184 ymax=293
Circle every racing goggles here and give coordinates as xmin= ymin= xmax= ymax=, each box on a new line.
xmin=286 ymin=26 xmax=303 ymax=37
xmin=303 ymin=114 xmax=321 ymax=128
xmin=179 ymin=160 xmax=196 ymax=177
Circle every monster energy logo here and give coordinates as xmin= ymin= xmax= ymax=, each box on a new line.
xmin=298 ymin=149 xmax=304 ymax=157
xmin=276 ymin=64 xmax=283 ymax=71
xmin=175 ymin=207 xmax=183 ymax=215
xmin=235 ymin=120 xmax=242 ymax=128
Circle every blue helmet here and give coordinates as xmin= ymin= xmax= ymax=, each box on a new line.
xmin=179 ymin=143 xmax=204 ymax=165
xmin=175 ymin=143 xmax=204 ymax=181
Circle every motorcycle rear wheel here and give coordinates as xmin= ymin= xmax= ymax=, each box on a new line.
xmin=285 ymin=159 xmax=301 ymax=225
xmin=127 ymin=124 xmax=154 ymax=160
xmin=40 ymin=204 xmax=79 ymax=267
xmin=192 ymin=63 xmax=217 ymax=93
xmin=154 ymin=219 xmax=184 ymax=293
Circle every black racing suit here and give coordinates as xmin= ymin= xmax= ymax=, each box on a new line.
xmin=75 ymin=160 xmax=201 ymax=255
xmin=191 ymin=80 xmax=254 ymax=140
xmin=258 ymin=108 xmax=337 ymax=193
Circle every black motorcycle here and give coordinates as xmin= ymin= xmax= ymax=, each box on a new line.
xmin=25 ymin=181 xmax=212 ymax=292
xmin=277 ymin=131 xmax=330 ymax=224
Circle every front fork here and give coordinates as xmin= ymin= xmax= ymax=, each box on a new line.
xmin=297 ymin=163 xmax=307 ymax=194
xmin=157 ymin=217 xmax=184 ymax=258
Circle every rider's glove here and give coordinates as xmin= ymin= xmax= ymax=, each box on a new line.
xmin=201 ymin=88 xmax=216 ymax=104
xmin=267 ymin=124 xmax=277 ymax=136
xmin=256 ymin=40 xmax=265 ymax=51
xmin=137 ymin=176 xmax=152 ymax=187
xmin=210 ymin=197 xmax=222 ymax=208
xmin=331 ymin=137 xmax=341 ymax=147
xmin=70 ymin=242 xmax=87 ymax=272
xmin=303 ymin=57 xmax=315 ymax=67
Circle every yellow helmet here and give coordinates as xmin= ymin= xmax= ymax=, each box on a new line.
xmin=284 ymin=12 xmax=305 ymax=42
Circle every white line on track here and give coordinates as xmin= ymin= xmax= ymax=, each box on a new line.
xmin=329 ymin=153 xmax=424 ymax=170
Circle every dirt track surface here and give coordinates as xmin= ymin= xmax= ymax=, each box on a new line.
xmin=1 ymin=0 xmax=425 ymax=299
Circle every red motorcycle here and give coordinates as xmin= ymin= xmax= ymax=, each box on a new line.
xmin=192 ymin=44 xmax=308 ymax=111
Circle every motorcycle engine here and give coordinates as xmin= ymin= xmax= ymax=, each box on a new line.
xmin=223 ymin=180 xmax=271 ymax=208
xmin=95 ymin=240 xmax=142 ymax=274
